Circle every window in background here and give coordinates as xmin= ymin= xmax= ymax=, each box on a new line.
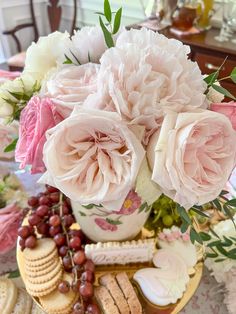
xmin=0 ymin=39 xmax=6 ymax=63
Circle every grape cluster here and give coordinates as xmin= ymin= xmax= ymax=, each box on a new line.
xmin=18 ymin=185 xmax=100 ymax=314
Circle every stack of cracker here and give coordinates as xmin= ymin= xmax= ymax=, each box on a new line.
xmin=23 ymin=238 xmax=63 ymax=297
xmin=0 ymin=277 xmax=46 ymax=314
xmin=40 ymin=273 xmax=79 ymax=314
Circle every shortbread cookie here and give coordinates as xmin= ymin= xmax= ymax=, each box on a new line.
xmin=23 ymin=238 xmax=56 ymax=262
xmin=27 ymin=262 xmax=62 ymax=284
xmin=40 ymin=273 xmax=78 ymax=314
xmin=26 ymin=268 xmax=62 ymax=297
xmin=99 ymin=274 xmax=130 ymax=314
xmin=12 ymin=289 xmax=32 ymax=314
xmin=26 ymin=256 xmax=57 ymax=275
xmin=116 ymin=272 xmax=142 ymax=314
xmin=0 ymin=278 xmax=18 ymax=314
xmin=25 ymin=249 xmax=58 ymax=268
xmin=31 ymin=301 xmax=47 ymax=314
xmin=95 ymin=286 xmax=120 ymax=314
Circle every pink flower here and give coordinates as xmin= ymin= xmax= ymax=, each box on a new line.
xmin=95 ymin=218 xmax=118 ymax=232
xmin=147 ymin=109 xmax=236 ymax=209
xmin=15 ymin=96 xmax=63 ymax=174
xmin=39 ymin=108 xmax=145 ymax=211
xmin=114 ymin=190 xmax=142 ymax=215
xmin=210 ymin=102 xmax=236 ymax=131
xmin=0 ymin=203 xmax=22 ymax=254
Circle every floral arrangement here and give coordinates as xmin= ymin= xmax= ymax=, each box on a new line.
xmin=0 ymin=1 xmax=236 ymax=249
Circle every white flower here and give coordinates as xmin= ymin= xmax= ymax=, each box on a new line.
xmin=23 ymin=31 xmax=71 ymax=81
xmin=68 ymin=26 xmax=107 ymax=64
xmin=42 ymin=63 xmax=100 ymax=118
xmin=207 ymin=82 xmax=224 ymax=104
xmin=0 ymin=119 xmax=18 ymax=159
xmin=147 ymin=109 xmax=236 ymax=209
xmin=205 ymin=217 xmax=236 ymax=283
xmin=90 ymin=28 xmax=207 ymax=138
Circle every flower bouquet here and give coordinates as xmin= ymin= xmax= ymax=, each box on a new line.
xmin=1 ymin=1 xmax=236 ymax=313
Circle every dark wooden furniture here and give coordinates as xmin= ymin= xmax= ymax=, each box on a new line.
xmin=2 ymin=0 xmax=79 ymax=71
xmin=129 ymin=22 xmax=236 ymax=98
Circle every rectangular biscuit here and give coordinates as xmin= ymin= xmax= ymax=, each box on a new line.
xmin=95 ymin=286 xmax=120 ymax=314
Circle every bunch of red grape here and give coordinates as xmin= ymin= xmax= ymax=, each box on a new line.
xmin=18 ymin=185 xmax=100 ymax=314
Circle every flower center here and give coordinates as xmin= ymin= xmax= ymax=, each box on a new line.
xmin=124 ymin=199 xmax=133 ymax=208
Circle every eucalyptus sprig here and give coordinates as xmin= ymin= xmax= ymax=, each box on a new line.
xmin=204 ymin=58 xmax=236 ymax=101
xmin=97 ymin=0 xmax=122 ymax=48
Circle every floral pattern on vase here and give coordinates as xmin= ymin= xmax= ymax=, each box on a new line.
xmin=72 ymin=189 xmax=151 ymax=242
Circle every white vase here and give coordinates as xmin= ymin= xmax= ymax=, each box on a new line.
xmin=72 ymin=189 xmax=152 ymax=242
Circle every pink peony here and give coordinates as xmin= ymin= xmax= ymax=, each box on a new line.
xmin=0 ymin=203 xmax=22 ymax=254
xmin=15 ymin=96 xmax=63 ymax=174
xmin=114 ymin=190 xmax=142 ymax=215
xmin=147 ymin=109 xmax=236 ymax=209
xmin=210 ymin=102 xmax=236 ymax=131
xmin=95 ymin=218 xmax=118 ymax=232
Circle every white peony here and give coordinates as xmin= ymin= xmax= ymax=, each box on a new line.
xmin=89 ymin=28 xmax=207 ymax=139
xmin=23 ymin=31 xmax=71 ymax=81
xmin=0 ymin=119 xmax=18 ymax=159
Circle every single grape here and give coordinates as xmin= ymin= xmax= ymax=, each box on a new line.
xmin=81 ymin=271 xmax=95 ymax=283
xmin=46 ymin=185 xmax=59 ymax=193
xmin=18 ymin=226 xmax=31 ymax=239
xmin=86 ymin=303 xmax=101 ymax=314
xmin=79 ymin=282 xmax=93 ymax=298
xmin=58 ymin=280 xmax=70 ymax=293
xmin=62 ymin=202 xmax=71 ymax=215
xmin=69 ymin=237 xmax=81 ymax=250
xmin=37 ymin=222 xmax=49 ymax=235
xmin=22 ymin=207 xmax=30 ymax=216
xmin=73 ymin=302 xmax=84 ymax=314
xmin=19 ymin=238 xmax=25 ymax=251
xmin=25 ymin=235 xmax=37 ymax=249
xmin=54 ymin=233 xmax=66 ymax=246
xmin=49 ymin=192 xmax=60 ymax=204
xmin=59 ymin=246 xmax=69 ymax=257
xmin=73 ymin=250 xmax=86 ymax=265
xmin=28 ymin=196 xmax=39 ymax=207
xmin=28 ymin=214 xmax=41 ymax=226
xmin=36 ymin=205 xmax=49 ymax=217
xmin=39 ymin=196 xmax=51 ymax=206
xmin=162 ymin=215 xmax=174 ymax=227
xmin=49 ymin=215 xmax=61 ymax=227
xmin=83 ymin=260 xmax=95 ymax=273
xmin=63 ymin=255 xmax=73 ymax=271
xmin=49 ymin=225 xmax=62 ymax=237
xmin=63 ymin=215 xmax=75 ymax=228
xmin=69 ymin=229 xmax=85 ymax=242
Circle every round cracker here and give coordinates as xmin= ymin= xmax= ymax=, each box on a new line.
xmin=25 ymin=250 xmax=58 ymax=268
xmin=27 ymin=262 xmax=62 ymax=284
xmin=0 ymin=278 xmax=18 ymax=314
xmin=24 ymin=239 xmax=56 ymax=262
xmin=39 ymin=273 xmax=78 ymax=313
xmin=26 ymin=258 xmax=60 ymax=278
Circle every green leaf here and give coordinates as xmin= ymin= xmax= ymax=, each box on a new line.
xmin=99 ymin=16 xmax=114 ymax=48
xmin=63 ymin=54 xmax=73 ymax=64
xmin=8 ymin=269 xmax=20 ymax=278
xmin=220 ymin=190 xmax=229 ymax=196
xmin=190 ymin=227 xmax=203 ymax=245
xmin=230 ymin=236 xmax=236 ymax=241
xmin=204 ymin=71 xmax=219 ymax=85
xmin=180 ymin=221 xmax=189 ymax=233
xmin=94 ymin=11 xmax=106 ymax=16
xmin=177 ymin=205 xmax=192 ymax=225
xmin=223 ymin=236 xmax=233 ymax=246
xmin=215 ymin=258 xmax=226 ymax=263
xmin=139 ymin=202 xmax=148 ymax=213
xmin=209 ymin=227 xmax=220 ymax=239
xmin=230 ymin=67 xmax=236 ymax=83
xmin=212 ymin=84 xmax=236 ymax=101
xmin=212 ymin=199 xmax=222 ymax=211
xmin=106 ymin=218 xmax=122 ymax=225
xmin=4 ymin=138 xmax=18 ymax=153
xmin=206 ymin=252 xmax=218 ymax=258
xmin=226 ymin=198 xmax=236 ymax=207
xmin=82 ymin=204 xmax=94 ymax=209
xmin=79 ymin=211 xmax=86 ymax=217
xmin=207 ymin=240 xmax=222 ymax=247
xmin=216 ymin=244 xmax=228 ymax=256
xmin=113 ymin=8 xmax=122 ymax=34
xmin=191 ymin=207 xmax=210 ymax=218
xmin=69 ymin=50 xmax=81 ymax=65
xmin=104 ymin=0 xmax=112 ymax=22
xmin=223 ymin=204 xmax=236 ymax=228
xmin=199 ymin=232 xmax=211 ymax=241
xmin=8 ymin=91 xmax=30 ymax=101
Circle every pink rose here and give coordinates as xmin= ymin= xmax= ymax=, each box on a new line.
xmin=0 ymin=120 xmax=18 ymax=160
xmin=0 ymin=203 xmax=22 ymax=254
xmin=15 ymin=96 xmax=63 ymax=174
xmin=147 ymin=109 xmax=236 ymax=209
xmin=43 ymin=64 xmax=99 ymax=118
xmin=39 ymin=108 xmax=145 ymax=211
xmin=210 ymin=102 xmax=236 ymax=131
xmin=95 ymin=218 xmax=118 ymax=232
